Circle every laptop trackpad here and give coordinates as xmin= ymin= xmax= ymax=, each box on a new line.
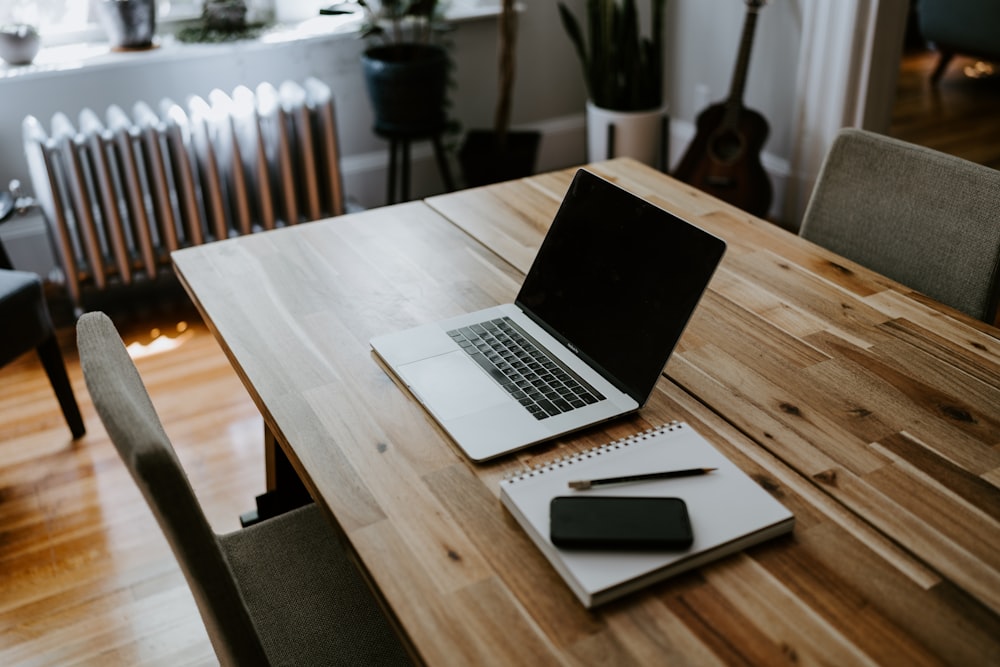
xmin=398 ymin=350 xmax=509 ymax=420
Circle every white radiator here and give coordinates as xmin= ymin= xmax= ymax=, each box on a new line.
xmin=22 ymin=77 xmax=345 ymax=309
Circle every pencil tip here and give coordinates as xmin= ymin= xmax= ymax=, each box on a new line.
xmin=705 ymin=468 xmax=718 ymax=472
xmin=567 ymin=480 xmax=590 ymax=490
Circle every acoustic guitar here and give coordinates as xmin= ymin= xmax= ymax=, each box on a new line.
xmin=674 ymin=0 xmax=772 ymax=217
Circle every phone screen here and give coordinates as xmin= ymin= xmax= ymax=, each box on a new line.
xmin=549 ymin=496 xmax=693 ymax=550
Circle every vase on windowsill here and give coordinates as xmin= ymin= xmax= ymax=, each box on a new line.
xmin=0 ymin=24 xmax=40 ymax=66
xmin=95 ymin=0 xmax=157 ymax=52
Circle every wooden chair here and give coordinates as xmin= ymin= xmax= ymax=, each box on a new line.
xmin=799 ymin=128 xmax=1000 ymax=323
xmin=0 ymin=190 xmax=84 ymax=439
xmin=76 ymin=311 xmax=412 ymax=667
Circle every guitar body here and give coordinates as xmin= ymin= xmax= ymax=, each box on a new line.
xmin=674 ymin=102 xmax=772 ymax=217
xmin=674 ymin=0 xmax=772 ymax=218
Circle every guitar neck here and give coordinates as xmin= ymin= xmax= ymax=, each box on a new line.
xmin=723 ymin=2 xmax=763 ymax=122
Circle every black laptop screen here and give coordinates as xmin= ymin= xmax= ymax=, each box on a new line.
xmin=515 ymin=170 xmax=726 ymax=403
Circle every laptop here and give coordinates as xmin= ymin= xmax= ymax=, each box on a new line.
xmin=371 ymin=169 xmax=726 ymax=461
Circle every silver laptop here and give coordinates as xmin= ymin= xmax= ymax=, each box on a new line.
xmin=371 ymin=170 xmax=726 ymax=461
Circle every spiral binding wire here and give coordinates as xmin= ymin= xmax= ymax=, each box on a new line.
xmin=500 ymin=421 xmax=683 ymax=485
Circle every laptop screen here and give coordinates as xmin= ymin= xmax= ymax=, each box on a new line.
xmin=515 ymin=170 xmax=726 ymax=403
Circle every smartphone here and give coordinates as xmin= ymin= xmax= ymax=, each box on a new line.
xmin=549 ymin=496 xmax=693 ymax=550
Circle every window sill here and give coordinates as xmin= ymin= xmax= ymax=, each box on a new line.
xmin=0 ymin=2 xmax=505 ymax=83
xmin=0 ymin=14 xmax=361 ymax=82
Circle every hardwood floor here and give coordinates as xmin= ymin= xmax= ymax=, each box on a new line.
xmin=1 ymin=49 xmax=997 ymax=666
xmin=889 ymin=49 xmax=1000 ymax=169
xmin=0 ymin=300 xmax=262 ymax=666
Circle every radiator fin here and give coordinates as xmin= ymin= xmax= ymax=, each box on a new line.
xmin=21 ymin=78 xmax=345 ymax=310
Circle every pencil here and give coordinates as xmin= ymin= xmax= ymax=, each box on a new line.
xmin=568 ymin=467 xmax=717 ymax=490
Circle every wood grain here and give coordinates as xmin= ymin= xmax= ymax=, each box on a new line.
xmin=3 ymin=49 xmax=997 ymax=665
xmin=0 ymin=315 xmax=261 ymax=666
xmin=436 ymin=159 xmax=1000 ymax=622
xmin=172 ymin=162 xmax=999 ymax=665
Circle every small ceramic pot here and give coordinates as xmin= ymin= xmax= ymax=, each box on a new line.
xmin=96 ymin=0 xmax=157 ymax=51
xmin=0 ymin=24 xmax=41 ymax=66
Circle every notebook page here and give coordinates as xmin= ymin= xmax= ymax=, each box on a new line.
xmin=500 ymin=422 xmax=794 ymax=603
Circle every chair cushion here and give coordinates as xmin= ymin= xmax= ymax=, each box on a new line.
xmin=0 ymin=269 xmax=52 ymax=367
xmin=220 ymin=504 xmax=412 ymax=666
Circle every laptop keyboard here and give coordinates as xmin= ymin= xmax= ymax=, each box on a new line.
xmin=447 ymin=317 xmax=605 ymax=420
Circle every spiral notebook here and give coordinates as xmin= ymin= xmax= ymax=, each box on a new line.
xmin=499 ymin=422 xmax=795 ymax=607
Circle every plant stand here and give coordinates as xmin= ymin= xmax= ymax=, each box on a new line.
xmin=378 ymin=125 xmax=454 ymax=205
xmin=361 ymin=44 xmax=453 ymax=203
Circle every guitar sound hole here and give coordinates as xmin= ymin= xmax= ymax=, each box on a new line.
xmin=709 ymin=130 xmax=745 ymax=163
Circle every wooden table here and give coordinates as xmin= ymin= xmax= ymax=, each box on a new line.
xmin=173 ymin=158 xmax=1000 ymax=666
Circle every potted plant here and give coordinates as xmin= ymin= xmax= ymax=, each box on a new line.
xmin=558 ymin=0 xmax=668 ymax=167
xmin=458 ymin=0 xmax=541 ymax=186
xmin=95 ymin=0 xmax=158 ymax=51
xmin=358 ymin=0 xmax=452 ymax=135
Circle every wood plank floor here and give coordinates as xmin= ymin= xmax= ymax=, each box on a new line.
xmin=1 ymin=50 xmax=997 ymax=666
xmin=0 ymin=301 xmax=263 ymax=666
xmin=889 ymin=49 xmax=1000 ymax=169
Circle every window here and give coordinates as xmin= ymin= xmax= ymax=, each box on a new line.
xmin=0 ymin=1 xmax=202 ymax=45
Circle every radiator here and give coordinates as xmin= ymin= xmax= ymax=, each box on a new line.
xmin=22 ymin=77 xmax=345 ymax=310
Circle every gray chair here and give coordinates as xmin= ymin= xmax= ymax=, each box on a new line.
xmin=799 ymin=128 xmax=1000 ymax=323
xmin=77 ymin=311 xmax=412 ymax=667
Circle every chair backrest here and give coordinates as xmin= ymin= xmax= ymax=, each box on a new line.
xmin=800 ymin=128 xmax=1000 ymax=323
xmin=77 ymin=312 xmax=270 ymax=667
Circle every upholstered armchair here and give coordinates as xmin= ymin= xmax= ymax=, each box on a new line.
xmin=917 ymin=0 xmax=1000 ymax=82
xmin=0 ymin=189 xmax=85 ymax=439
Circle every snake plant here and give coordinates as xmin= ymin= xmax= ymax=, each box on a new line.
xmin=558 ymin=0 xmax=666 ymax=111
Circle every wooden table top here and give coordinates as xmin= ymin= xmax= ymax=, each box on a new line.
xmin=173 ymin=158 xmax=999 ymax=666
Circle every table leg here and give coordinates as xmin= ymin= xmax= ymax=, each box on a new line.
xmin=401 ymin=139 xmax=411 ymax=202
xmin=240 ymin=422 xmax=312 ymax=527
xmin=432 ymin=135 xmax=455 ymax=191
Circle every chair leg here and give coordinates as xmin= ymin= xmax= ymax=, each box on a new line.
xmin=36 ymin=334 xmax=85 ymax=439
xmin=930 ymin=50 xmax=953 ymax=85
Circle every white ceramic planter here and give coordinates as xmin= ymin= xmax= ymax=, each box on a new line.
xmin=586 ymin=102 xmax=668 ymax=167
xmin=0 ymin=24 xmax=40 ymax=66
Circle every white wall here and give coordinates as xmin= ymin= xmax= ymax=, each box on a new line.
xmin=0 ymin=7 xmax=590 ymax=274
xmin=557 ymin=0 xmax=804 ymax=214
xmin=0 ymin=1 xmax=812 ymax=276
xmin=668 ymin=0 xmax=802 ymax=161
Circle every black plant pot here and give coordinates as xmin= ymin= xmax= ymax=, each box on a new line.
xmin=361 ymin=44 xmax=448 ymax=136
xmin=96 ymin=0 xmax=157 ymax=51
xmin=459 ymin=130 xmax=541 ymax=187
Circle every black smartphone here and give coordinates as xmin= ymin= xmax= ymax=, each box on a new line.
xmin=549 ymin=496 xmax=694 ymax=550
